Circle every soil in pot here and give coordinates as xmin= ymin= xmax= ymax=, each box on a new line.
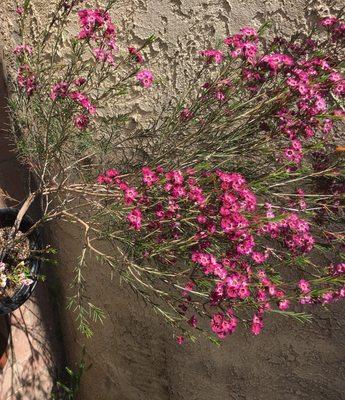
xmin=0 ymin=227 xmax=31 ymax=300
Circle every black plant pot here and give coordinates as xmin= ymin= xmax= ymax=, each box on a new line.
xmin=0 ymin=208 xmax=41 ymax=315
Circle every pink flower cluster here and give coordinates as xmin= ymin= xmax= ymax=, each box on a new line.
xmin=224 ymin=27 xmax=258 ymax=64
xmin=13 ymin=44 xmax=32 ymax=56
xmin=93 ymin=47 xmax=116 ymax=65
xmin=69 ymin=92 xmax=96 ymax=115
xmin=320 ymin=16 xmax=345 ymax=41
xmin=251 ymin=312 xmax=264 ymax=335
xmin=203 ymin=21 xmax=344 ymax=168
xmin=77 ymin=8 xmax=117 ymax=66
xmin=49 ymin=77 xmax=95 ymax=129
xmin=77 ymin=9 xmax=116 ymax=41
xmin=78 ymin=8 xmax=152 ymax=83
xmin=211 ymin=311 xmax=238 ymax=339
xmin=267 ymin=44 xmax=343 ymax=166
xmin=96 ymin=167 xmax=340 ymax=341
xmin=50 ymin=81 xmax=70 ymax=101
xmin=298 ymin=263 xmax=345 ymax=306
xmin=199 ymin=49 xmax=224 ymax=64
xmin=260 ymin=53 xmax=294 ymax=73
xmin=260 ymin=213 xmax=314 ymax=254
xmin=277 ymin=54 xmax=341 ymax=164
xmin=136 ymin=70 xmax=154 ymax=88
xmin=127 ymin=208 xmax=143 ymax=231
xmin=17 ymin=64 xmax=37 ymax=96
xmin=330 ymin=263 xmax=345 ymax=276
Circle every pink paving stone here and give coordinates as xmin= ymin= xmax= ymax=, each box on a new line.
xmin=0 ymin=293 xmax=61 ymax=399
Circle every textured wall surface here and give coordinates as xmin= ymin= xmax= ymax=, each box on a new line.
xmin=1 ymin=1 xmax=344 ymax=400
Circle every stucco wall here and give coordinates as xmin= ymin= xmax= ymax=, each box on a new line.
xmin=1 ymin=1 xmax=344 ymax=400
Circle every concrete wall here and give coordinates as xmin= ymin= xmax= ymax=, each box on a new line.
xmin=1 ymin=1 xmax=345 ymax=399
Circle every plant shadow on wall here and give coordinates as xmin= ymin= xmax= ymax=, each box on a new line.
xmin=3 ymin=0 xmax=344 ymax=355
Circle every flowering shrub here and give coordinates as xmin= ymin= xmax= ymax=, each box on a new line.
xmin=6 ymin=0 xmax=344 ymax=341
xmin=95 ymin=166 xmax=344 ymax=342
xmin=144 ymin=19 xmax=344 ymax=178
xmin=11 ymin=0 xmax=155 ymax=173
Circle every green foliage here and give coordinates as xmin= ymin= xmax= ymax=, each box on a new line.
xmin=52 ymin=351 xmax=86 ymax=400
xmin=66 ymin=250 xmax=106 ymax=338
xmin=269 ymin=310 xmax=313 ymax=324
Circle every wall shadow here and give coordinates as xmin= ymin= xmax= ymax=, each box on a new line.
xmin=0 ymin=51 xmax=65 ymax=398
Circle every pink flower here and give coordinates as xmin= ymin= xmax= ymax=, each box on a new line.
xmin=330 ymin=263 xmax=345 ymax=276
xmin=180 ymin=108 xmax=193 ymax=121
xmin=298 ymin=279 xmax=311 ymax=294
xmin=322 ymin=119 xmax=333 ymax=134
xmin=283 ymin=147 xmax=302 ymax=164
xmin=251 ymin=313 xmax=264 ymax=335
xmin=261 ymin=53 xmax=294 ymax=72
xmin=211 ymin=312 xmax=238 ymax=339
xmin=142 ymin=167 xmax=158 ymax=187
xmin=214 ymin=264 xmax=227 ymax=279
xmin=215 ymin=90 xmax=226 ymax=101
xmin=74 ymin=114 xmax=89 ymax=130
xmin=299 ymin=295 xmax=312 ymax=305
xmin=256 ymin=289 xmax=267 ymax=302
xmin=329 ymin=71 xmax=343 ymax=82
xmin=243 ymin=42 xmax=257 ymax=59
xmin=128 ymin=47 xmax=144 ymax=63
xmin=136 ymin=70 xmax=154 ymax=88
xmin=334 ymin=81 xmax=345 ymax=96
xmin=200 ymin=49 xmax=224 ymax=64
xmin=97 ymin=175 xmax=108 ymax=185
xmin=97 ymin=169 xmax=120 ymax=185
xmin=124 ymin=187 xmax=138 ymax=205
xmin=127 ymin=208 xmax=142 ymax=230
xmin=13 ymin=44 xmax=32 ymax=56
xmin=188 ymin=186 xmax=205 ymax=206
xmin=170 ymin=170 xmax=184 ymax=185
xmin=176 ymin=336 xmax=185 ymax=345
xmin=197 ymin=215 xmax=207 ymax=224
xmin=236 ymin=239 xmax=254 ymax=255
xmin=321 ymin=17 xmax=338 ymax=27
xmin=191 ymin=251 xmax=210 ymax=267
xmin=16 ymin=7 xmax=24 ymax=15
xmin=278 ymin=299 xmax=290 ymax=311
xmin=105 ymin=169 xmax=119 ymax=179
xmin=321 ymin=292 xmax=334 ymax=304
xmin=252 ymin=251 xmax=268 ymax=264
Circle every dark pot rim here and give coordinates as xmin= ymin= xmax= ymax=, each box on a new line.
xmin=0 ymin=207 xmax=42 ymax=315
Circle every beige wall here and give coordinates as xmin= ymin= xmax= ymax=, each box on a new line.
xmin=1 ymin=1 xmax=345 ymax=399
